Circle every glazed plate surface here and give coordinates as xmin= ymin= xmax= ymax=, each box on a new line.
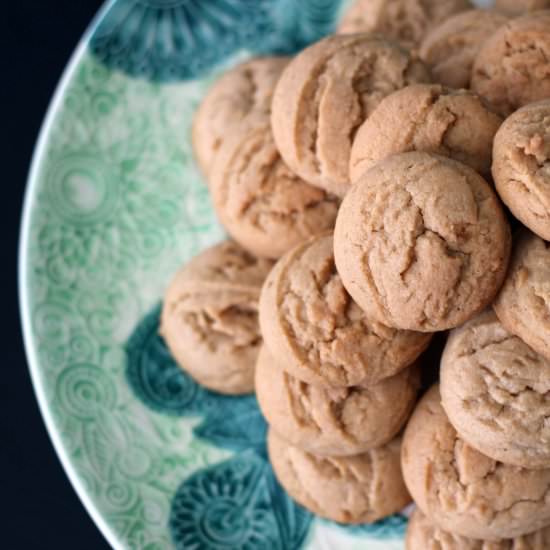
xmin=20 ymin=0 xmax=491 ymax=548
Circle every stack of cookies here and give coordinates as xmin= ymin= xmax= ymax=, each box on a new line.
xmin=257 ymin=233 xmax=431 ymax=523
xmin=159 ymin=0 xmax=550 ymax=544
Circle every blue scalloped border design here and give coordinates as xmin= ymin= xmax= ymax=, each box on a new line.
xmin=89 ymin=0 xmax=344 ymax=81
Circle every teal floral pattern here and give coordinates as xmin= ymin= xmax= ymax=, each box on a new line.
xmin=170 ymin=452 xmax=312 ymax=550
xmin=125 ymin=304 xmax=267 ymax=453
xmin=90 ymin=0 xmax=344 ymax=81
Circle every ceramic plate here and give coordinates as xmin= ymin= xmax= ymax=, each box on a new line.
xmin=20 ymin=0 xmax=491 ymax=548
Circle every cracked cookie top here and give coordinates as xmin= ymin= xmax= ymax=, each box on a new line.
xmin=419 ymin=10 xmax=509 ymax=89
xmin=271 ymin=34 xmax=431 ymax=197
xmin=192 ymin=56 xmax=288 ymax=179
xmin=494 ymin=229 xmax=550 ymax=361
xmin=349 ymin=84 xmax=502 ymax=182
xmin=441 ymin=309 xmax=550 ymax=469
xmin=160 ymin=240 xmax=273 ymax=394
xmin=259 ymin=233 xmax=432 ymax=387
xmin=255 ymin=346 xmax=420 ymax=456
xmin=492 ymin=100 xmax=550 ymax=240
xmin=471 ymin=12 xmax=550 ymax=117
xmin=210 ymin=118 xmax=339 ymax=259
xmin=337 ymin=0 xmax=472 ymax=50
xmin=402 ymin=385 xmax=550 ymax=540
xmin=267 ymin=429 xmax=410 ymax=524
xmin=406 ymin=507 xmax=550 ymax=550
xmin=335 ymin=152 xmax=511 ymax=332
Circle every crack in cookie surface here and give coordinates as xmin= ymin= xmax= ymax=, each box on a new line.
xmin=255 ymin=346 xmax=419 ymax=455
xmin=335 ymin=152 xmax=510 ymax=332
xmin=403 ymin=386 xmax=550 ymax=540
xmin=471 ymin=14 xmax=550 ymax=116
xmin=261 ymin=233 xmax=431 ymax=386
xmin=441 ymin=310 xmax=550 ymax=468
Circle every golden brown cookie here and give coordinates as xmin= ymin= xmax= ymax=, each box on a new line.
xmin=406 ymin=508 xmax=550 ymax=550
xmin=492 ymin=100 xmax=550 ymax=240
xmin=494 ymin=229 xmax=550 ymax=361
xmin=259 ymin=233 xmax=432 ymax=386
xmin=271 ymin=34 xmax=431 ymax=197
xmin=471 ymin=12 xmax=550 ymax=117
xmin=338 ymin=0 xmax=472 ymax=49
xmin=402 ymin=385 xmax=550 ymax=540
xmin=255 ymin=346 xmax=420 ymax=456
xmin=419 ymin=10 xmax=509 ymax=89
xmin=160 ymin=240 xmax=273 ymax=394
xmin=335 ymin=152 xmax=511 ymax=333
xmin=192 ymin=57 xmax=288 ymax=179
xmin=209 ymin=118 xmax=339 ymax=259
xmin=268 ymin=429 xmax=410 ymax=524
xmin=441 ymin=309 xmax=550 ymax=469
xmin=496 ymin=0 xmax=550 ymax=15
xmin=349 ymin=84 xmax=502 ymax=182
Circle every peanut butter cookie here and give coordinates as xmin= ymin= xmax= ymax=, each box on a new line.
xmin=406 ymin=508 xmax=550 ymax=550
xmin=160 ymin=240 xmax=273 ymax=394
xmin=492 ymin=100 xmax=550 ymax=240
xmin=255 ymin=346 xmax=420 ymax=456
xmin=471 ymin=12 xmax=550 ymax=116
xmin=335 ymin=152 xmax=511 ymax=332
xmin=496 ymin=0 xmax=550 ymax=16
xmin=350 ymin=84 xmax=502 ymax=182
xmin=419 ymin=10 xmax=509 ymax=89
xmin=268 ymin=429 xmax=410 ymax=524
xmin=338 ymin=0 xmax=472 ymax=49
xmin=210 ymin=118 xmax=339 ymax=259
xmin=494 ymin=229 xmax=550 ymax=361
xmin=259 ymin=233 xmax=432 ymax=386
xmin=271 ymin=34 xmax=431 ymax=197
xmin=192 ymin=57 xmax=288 ymax=178
xmin=402 ymin=385 xmax=550 ymax=540
xmin=441 ymin=309 xmax=550 ymax=469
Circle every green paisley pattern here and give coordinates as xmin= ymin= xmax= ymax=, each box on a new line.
xmin=25 ymin=52 xmax=230 ymax=549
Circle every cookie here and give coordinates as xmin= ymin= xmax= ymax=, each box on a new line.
xmin=160 ymin=240 xmax=273 ymax=394
xmin=441 ymin=309 xmax=550 ymax=469
xmin=402 ymin=385 xmax=550 ymax=540
xmin=496 ymin=0 xmax=550 ymax=15
xmin=471 ymin=12 xmax=550 ymax=117
xmin=419 ymin=10 xmax=509 ymax=89
xmin=349 ymin=84 xmax=502 ymax=182
xmin=406 ymin=508 xmax=550 ymax=550
xmin=335 ymin=152 xmax=511 ymax=333
xmin=192 ymin=56 xmax=288 ymax=178
xmin=255 ymin=346 xmax=420 ymax=456
xmin=268 ymin=429 xmax=410 ymax=524
xmin=494 ymin=229 xmax=550 ymax=362
xmin=271 ymin=34 xmax=431 ymax=197
xmin=492 ymin=100 xmax=550 ymax=240
xmin=209 ymin=118 xmax=339 ymax=259
xmin=338 ymin=0 xmax=472 ymax=49
xmin=259 ymin=233 xmax=432 ymax=386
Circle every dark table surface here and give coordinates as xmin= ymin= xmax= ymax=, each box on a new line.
xmin=6 ymin=2 xmax=111 ymax=548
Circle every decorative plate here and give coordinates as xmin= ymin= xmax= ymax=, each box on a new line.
xmin=20 ymin=0 xmax=492 ymax=548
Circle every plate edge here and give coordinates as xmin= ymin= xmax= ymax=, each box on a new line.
xmin=18 ymin=2 xmax=125 ymax=549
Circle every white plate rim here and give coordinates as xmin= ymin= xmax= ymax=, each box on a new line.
xmin=18 ymin=2 xmax=123 ymax=547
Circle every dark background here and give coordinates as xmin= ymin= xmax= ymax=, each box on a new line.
xmin=6 ymin=2 xmax=110 ymax=548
